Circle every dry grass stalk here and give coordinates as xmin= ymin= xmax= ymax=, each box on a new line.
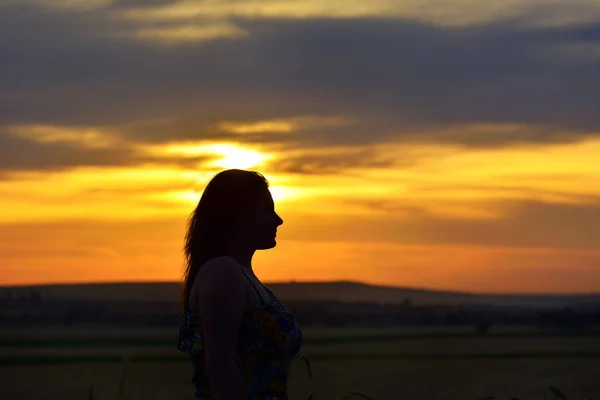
xmin=549 ymin=385 xmax=568 ymax=400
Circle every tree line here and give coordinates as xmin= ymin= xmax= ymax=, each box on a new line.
xmin=1 ymin=294 xmax=600 ymax=332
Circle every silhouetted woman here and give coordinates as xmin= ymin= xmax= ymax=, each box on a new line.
xmin=177 ymin=169 xmax=303 ymax=400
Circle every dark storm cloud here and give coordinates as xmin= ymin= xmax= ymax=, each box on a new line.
xmin=0 ymin=1 xmax=599 ymax=171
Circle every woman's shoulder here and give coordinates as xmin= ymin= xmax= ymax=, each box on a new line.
xmin=193 ymin=256 xmax=246 ymax=295
xmin=188 ymin=257 xmax=248 ymax=317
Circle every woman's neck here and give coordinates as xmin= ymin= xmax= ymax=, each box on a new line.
xmin=223 ymin=241 xmax=256 ymax=272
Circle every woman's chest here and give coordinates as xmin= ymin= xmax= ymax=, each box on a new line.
xmin=238 ymin=301 xmax=303 ymax=356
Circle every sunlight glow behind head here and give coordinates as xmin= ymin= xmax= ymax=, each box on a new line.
xmin=138 ymin=141 xmax=272 ymax=169
xmin=207 ymin=144 xmax=270 ymax=169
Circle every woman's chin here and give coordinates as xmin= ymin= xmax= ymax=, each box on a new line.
xmin=258 ymin=237 xmax=277 ymax=250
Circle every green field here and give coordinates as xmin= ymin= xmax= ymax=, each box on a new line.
xmin=1 ymin=326 xmax=599 ymax=400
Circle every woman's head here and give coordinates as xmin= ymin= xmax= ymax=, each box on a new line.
xmin=181 ymin=169 xmax=283 ymax=304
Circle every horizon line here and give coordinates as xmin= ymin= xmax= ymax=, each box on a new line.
xmin=1 ymin=279 xmax=599 ymax=297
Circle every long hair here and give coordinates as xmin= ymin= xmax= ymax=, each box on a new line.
xmin=181 ymin=169 xmax=269 ymax=309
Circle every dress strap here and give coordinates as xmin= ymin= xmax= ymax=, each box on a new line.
xmin=240 ymin=268 xmax=267 ymax=306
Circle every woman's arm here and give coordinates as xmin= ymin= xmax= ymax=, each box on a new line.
xmin=192 ymin=257 xmax=247 ymax=400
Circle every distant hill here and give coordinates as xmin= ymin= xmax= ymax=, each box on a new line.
xmin=1 ymin=281 xmax=600 ymax=309
xmin=269 ymin=281 xmax=600 ymax=309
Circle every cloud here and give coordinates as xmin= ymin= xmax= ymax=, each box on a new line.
xmin=0 ymin=128 xmax=136 ymax=171
xmin=282 ymin=200 xmax=600 ymax=251
xmin=7 ymin=125 xmax=122 ymax=149
xmin=0 ymin=2 xmax=599 ymax=141
xmin=115 ymin=0 xmax=600 ymax=28
xmin=217 ymin=116 xmax=357 ymax=135
xmin=0 ymin=0 xmax=599 ymax=180
xmin=15 ymin=0 xmax=116 ymax=12
xmin=268 ymin=145 xmax=399 ymax=175
xmin=132 ymin=22 xmax=249 ymax=44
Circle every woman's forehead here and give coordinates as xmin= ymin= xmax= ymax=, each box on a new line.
xmin=244 ymin=187 xmax=273 ymax=207
xmin=261 ymin=189 xmax=275 ymax=205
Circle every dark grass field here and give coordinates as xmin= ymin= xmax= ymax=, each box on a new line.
xmin=1 ymin=326 xmax=599 ymax=400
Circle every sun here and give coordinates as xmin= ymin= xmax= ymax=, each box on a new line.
xmin=138 ymin=141 xmax=272 ymax=170
xmin=206 ymin=144 xmax=270 ymax=170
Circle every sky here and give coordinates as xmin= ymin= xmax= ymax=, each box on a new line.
xmin=1 ymin=0 xmax=600 ymax=293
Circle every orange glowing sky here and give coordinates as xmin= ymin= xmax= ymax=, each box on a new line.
xmin=1 ymin=0 xmax=600 ymax=293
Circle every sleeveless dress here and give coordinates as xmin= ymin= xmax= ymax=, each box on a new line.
xmin=177 ymin=270 xmax=304 ymax=400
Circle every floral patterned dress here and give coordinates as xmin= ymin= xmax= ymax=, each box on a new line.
xmin=177 ymin=281 xmax=303 ymax=400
